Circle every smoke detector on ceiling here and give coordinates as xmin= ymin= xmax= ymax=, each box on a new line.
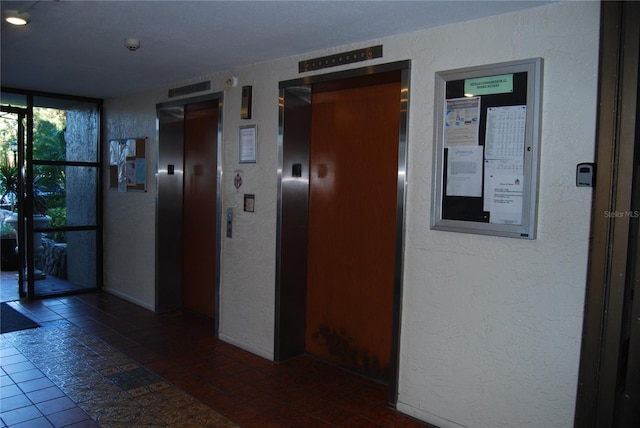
xmin=124 ymin=38 xmax=141 ymax=51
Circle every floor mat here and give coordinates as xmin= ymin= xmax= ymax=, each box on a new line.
xmin=0 ymin=302 xmax=39 ymax=333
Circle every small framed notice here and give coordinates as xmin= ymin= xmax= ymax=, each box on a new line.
xmin=239 ymin=125 xmax=257 ymax=163
xmin=244 ymin=194 xmax=255 ymax=212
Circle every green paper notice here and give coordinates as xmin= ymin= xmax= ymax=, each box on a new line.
xmin=465 ymin=74 xmax=513 ymax=96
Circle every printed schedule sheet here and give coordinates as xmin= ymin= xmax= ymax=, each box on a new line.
xmin=484 ymin=105 xmax=526 ymax=224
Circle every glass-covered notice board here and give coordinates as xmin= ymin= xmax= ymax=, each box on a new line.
xmin=109 ymin=138 xmax=147 ymax=192
xmin=431 ymin=58 xmax=542 ymax=239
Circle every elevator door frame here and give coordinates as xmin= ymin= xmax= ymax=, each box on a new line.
xmin=156 ymin=93 xmax=223 ymax=332
xmin=275 ymin=61 xmax=410 ymax=405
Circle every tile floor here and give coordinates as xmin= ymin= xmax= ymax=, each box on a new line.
xmin=0 ymin=292 xmax=435 ymax=427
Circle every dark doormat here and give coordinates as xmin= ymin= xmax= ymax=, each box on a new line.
xmin=1 ymin=302 xmax=39 ymax=334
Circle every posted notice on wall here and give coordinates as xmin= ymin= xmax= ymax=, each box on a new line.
xmin=239 ymin=125 xmax=257 ymax=163
xmin=483 ymin=105 xmax=526 ymax=224
xmin=484 ymin=105 xmax=526 ymax=159
xmin=486 ymin=174 xmax=523 ymax=224
xmin=483 ymin=158 xmax=523 ymax=211
xmin=446 ymin=146 xmax=484 ymax=197
xmin=126 ymin=160 xmax=137 ymax=186
xmin=444 ymin=97 xmax=480 ymax=147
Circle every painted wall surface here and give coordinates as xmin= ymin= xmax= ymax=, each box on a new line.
xmin=102 ymin=2 xmax=599 ymax=427
xmin=394 ymin=4 xmax=599 ymax=428
xmin=103 ymin=93 xmax=159 ymax=310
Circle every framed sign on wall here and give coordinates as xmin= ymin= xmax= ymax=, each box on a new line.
xmin=431 ymin=58 xmax=543 ymax=239
xmin=239 ymin=125 xmax=257 ymax=163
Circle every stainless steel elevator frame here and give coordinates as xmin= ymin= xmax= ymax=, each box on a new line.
xmin=156 ymin=93 xmax=224 ymax=332
xmin=275 ymin=61 xmax=410 ymax=405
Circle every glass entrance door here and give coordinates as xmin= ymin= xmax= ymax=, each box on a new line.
xmin=1 ymin=91 xmax=102 ymax=299
xmin=0 ymin=105 xmax=26 ymax=299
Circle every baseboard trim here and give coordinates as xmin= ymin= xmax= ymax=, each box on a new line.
xmin=218 ymin=332 xmax=274 ymax=361
xmin=102 ymin=288 xmax=155 ymax=312
xmin=396 ymin=401 xmax=468 ymax=428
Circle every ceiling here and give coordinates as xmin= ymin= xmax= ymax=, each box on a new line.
xmin=1 ymin=1 xmax=557 ymax=100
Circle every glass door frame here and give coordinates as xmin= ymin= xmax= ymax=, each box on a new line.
xmin=1 ymin=89 xmax=104 ymax=299
xmin=1 ymin=104 xmax=27 ymax=297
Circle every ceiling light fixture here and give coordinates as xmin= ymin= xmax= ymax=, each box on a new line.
xmin=4 ymin=10 xmax=30 ymax=26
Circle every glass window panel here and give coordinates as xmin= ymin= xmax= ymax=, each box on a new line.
xmin=32 ymin=106 xmax=67 ymax=162
xmin=34 ymin=229 xmax=97 ymax=296
xmin=35 ymin=165 xmax=97 ymax=227
xmin=33 ymin=97 xmax=99 ymax=163
xmin=65 ymin=165 xmax=97 ymax=226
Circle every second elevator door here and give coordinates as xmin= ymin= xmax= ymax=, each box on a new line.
xmin=305 ymin=72 xmax=401 ymax=381
xmin=183 ymin=103 xmax=219 ymax=317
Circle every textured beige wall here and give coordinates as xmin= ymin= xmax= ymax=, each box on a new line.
xmin=102 ymin=2 xmax=600 ymax=427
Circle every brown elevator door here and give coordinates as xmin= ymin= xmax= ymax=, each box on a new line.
xmin=306 ymin=72 xmax=401 ymax=380
xmin=183 ymin=104 xmax=218 ymax=317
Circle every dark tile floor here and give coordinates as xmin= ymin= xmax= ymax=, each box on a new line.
xmin=0 ymin=290 xmax=435 ymax=427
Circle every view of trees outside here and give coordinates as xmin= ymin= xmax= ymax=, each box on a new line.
xmin=0 ymin=108 xmax=67 ymax=241
xmin=0 ymin=112 xmax=19 ymax=211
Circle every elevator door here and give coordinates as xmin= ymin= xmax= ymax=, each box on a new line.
xmin=183 ymin=103 xmax=218 ymax=317
xmin=305 ymin=72 xmax=401 ymax=380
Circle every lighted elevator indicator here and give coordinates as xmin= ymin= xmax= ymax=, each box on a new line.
xmin=299 ymin=45 xmax=383 ymax=73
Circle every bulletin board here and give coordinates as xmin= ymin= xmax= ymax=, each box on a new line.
xmin=109 ymin=138 xmax=147 ymax=192
xmin=430 ymin=58 xmax=542 ymax=239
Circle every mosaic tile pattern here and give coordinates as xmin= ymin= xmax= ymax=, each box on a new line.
xmin=1 ymin=292 xmax=436 ymax=427
xmin=1 ymin=320 xmax=238 ymax=427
